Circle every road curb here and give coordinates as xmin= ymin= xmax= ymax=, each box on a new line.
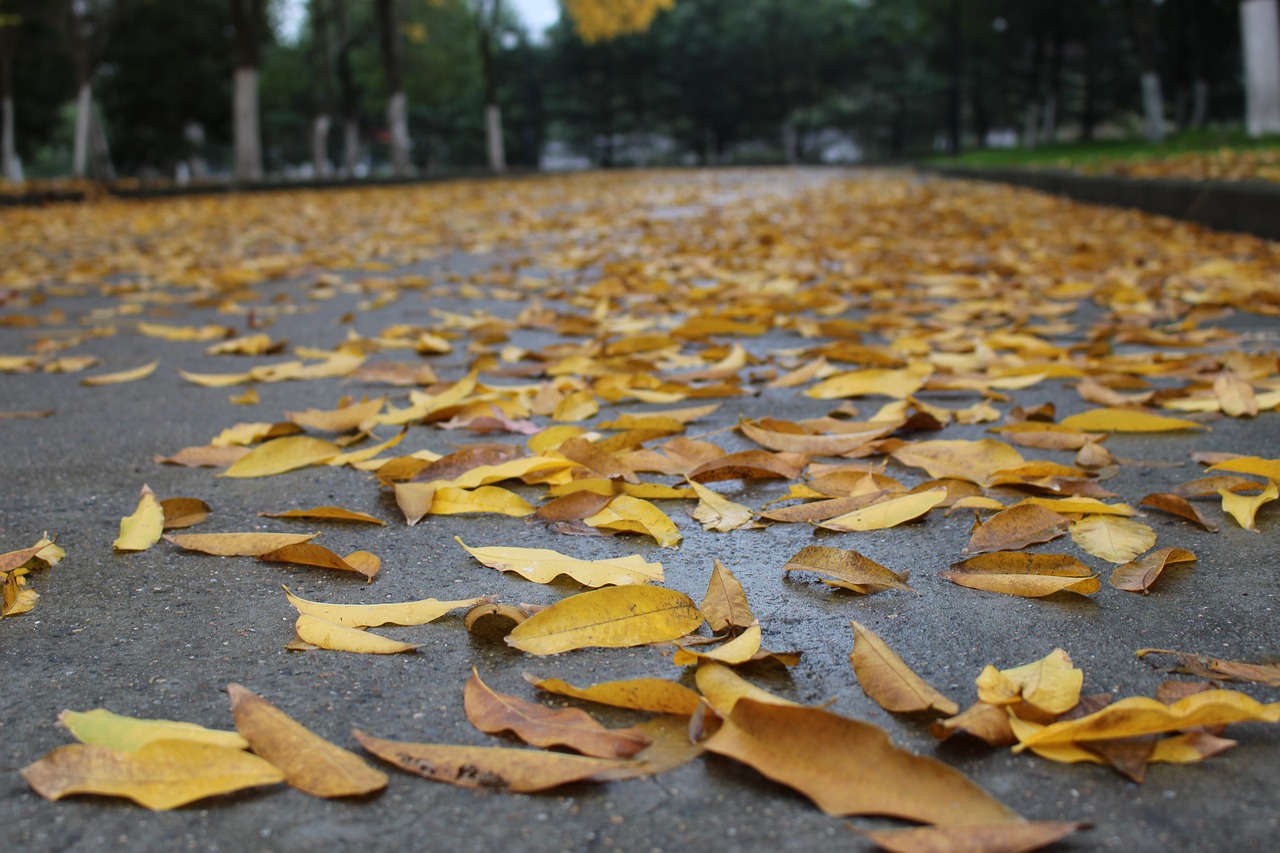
xmin=925 ymin=165 xmax=1280 ymax=242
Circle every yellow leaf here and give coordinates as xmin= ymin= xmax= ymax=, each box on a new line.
xmin=227 ymin=683 xmax=388 ymax=796
xmin=506 ymin=585 xmax=704 ymax=655
xmin=1069 ymin=515 xmax=1157 ymax=564
xmin=1109 ymin=547 xmax=1196 ymax=593
xmin=113 ymin=484 xmax=164 ymax=552
xmin=673 ymin=623 xmax=763 ymax=665
xmin=286 ymin=398 xmax=385 ymax=432
xmin=353 ymin=730 xmax=625 ymax=792
xmin=849 ymin=621 xmax=958 ymax=715
xmin=944 ymin=552 xmax=1099 ymax=598
xmin=137 ymin=322 xmax=230 ymax=341
xmin=20 ymin=740 xmax=284 ymax=810
xmin=1219 ymin=481 xmax=1278 ymax=531
xmin=1017 ymin=497 xmax=1137 ymax=517
xmin=80 ymin=360 xmax=159 ymax=386
xmin=553 ymin=389 xmax=599 ymax=422
xmin=293 ymin=614 xmax=418 ymax=654
xmin=524 ymin=673 xmax=702 ymax=715
xmin=160 ymin=497 xmax=211 ymax=530
xmin=584 ymin=494 xmax=683 ymax=548
xmin=1213 ymin=371 xmax=1258 ymax=417
xmin=700 ymin=558 xmax=756 ymax=631
xmin=857 ymin=823 xmax=1087 ymax=853
xmin=805 ymin=364 xmax=932 ymax=400
xmin=260 ymin=506 xmax=384 ymax=525
xmin=688 ymin=481 xmax=757 ymax=532
xmin=964 ymin=504 xmax=1070 ymax=554
xmin=259 ymin=543 xmax=379 ymax=580
xmin=1012 ymin=690 xmax=1280 ymax=752
xmin=1059 ymin=407 xmax=1205 ymax=432
xmin=428 ymin=485 xmax=536 ymax=517
xmin=817 ymin=488 xmax=947 ymax=532
xmin=456 ymin=538 xmax=661 ymax=586
xmin=703 ymin=699 xmax=1019 ymax=823
xmin=694 ymin=662 xmax=799 ymax=717
xmin=220 ymin=436 xmax=341 ymax=478
xmin=58 ymin=709 xmax=248 ymax=751
xmin=976 ymin=649 xmax=1082 ymax=715
xmin=284 ymin=586 xmax=488 ymax=627
xmin=165 ymin=531 xmax=319 ymax=556
xmin=1207 ymin=456 xmax=1280 ymax=481
xmin=891 ymin=439 xmax=1025 ymax=486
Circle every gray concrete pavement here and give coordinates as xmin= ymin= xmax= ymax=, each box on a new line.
xmin=2 ymin=169 xmax=1279 ymax=852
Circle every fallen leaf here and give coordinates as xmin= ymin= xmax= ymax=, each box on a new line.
xmin=858 ymin=822 xmax=1087 ymax=853
xmin=286 ymin=398 xmax=385 ymax=432
xmin=673 ymin=623 xmax=764 ymax=665
xmin=220 ymin=436 xmax=341 ymax=478
xmin=557 ymin=436 xmax=640 ymax=483
xmin=849 ymin=621 xmax=958 ymax=715
xmin=1012 ymin=690 xmax=1280 ymax=752
xmin=505 ymin=585 xmax=704 ymax=655
xmin=465 ymin=669 xmax=650 ymax=758
xmin=1205 ymin=456 xmax=1280 ymax=481
xmin=1109 ymin=548 xmax=1196 ymax=593
xmin=688 ymin=481 xmax=758 ymax=532
xmin=20 ymin=740 xmax=283 ymax=810
xmin=155 ymin=445 xmax=250 ymax=468
xmin=80 ymin=360 xmax=159 ymax=386
xmin=976 ymin=649 xmax=1083 ymax=715
xmin=260 ymin=506 xmax=385 ymax=525
xmin=931 ymin=702 xmax=1017 ymax=746
xmin=464 ymin=601 xmax=531 ymax=637
xmin=292 ymin=614 xmax=418 ymax=654
xmin=165 ymin=531 xmax=319 ymax=556
xmin=1070 ymin=515 xmax=1157 ymax=564
xmin=1138 ymin=493 xmax=1218 ymax=532
xmin=816 ymin=488 xmax=947 ymax=532
xmin=1213 ymin=371 xmax=1258 ymax=417
xmin=1059 ymin=407 xmax=1205 ymax=432
xmin=160 ymin=498 xmax=211 ymax=530
xmin=353 ymin=730 xmax=624 ymax=791
xmin=891 ymin=439 xmax=1025 ymax=486
xmin=739 ymin=418 xmax=894 ymax=455
xmin=113 ymin=484 xmax=165 ymax=552
xmin=583 ymin=494 xmax=683 ymax=548
xmin=944 ymin=552 xmax=1099 ymax=598
xmin=427 ymin=485 xmax=537 ymax=518
xmin=1218 ymin=480 xmax=1278 ymax=531
xmin=523 ymin=673 xmax=702 ymax=715
xmin=700 ymin=559 xmax=756 ymax=632
xmin=59 ymin=709 xmax=248 ymax=751
xmin=457 ymin=537 xmax=661 ymax=587
xmin=227 ymin=683 xmax=387 ymax=797
xmin=695 ymin=662 xmax=800 ymax=716
xmin=782 ymin=545 xmax=912 ymax=593
xmin=964 ymin=504 xmax=1070 ymax=554
xmin=1136 ymin=649 xmax=1280 ymax=687
xmin=284 ymin=587 xmax=489 ymax=627
xmin=805 ymin=364 xmax=932 ymax=400
xmin=259 ymin=543 xmax=379 ymax=580
xmin=703 ymin=699 xmax=1019 ymax=823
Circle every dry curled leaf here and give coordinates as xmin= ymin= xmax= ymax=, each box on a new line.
xmin=1136 ymin=649 xmax=1280 ymax=688
xmin=964 ymin=504 xmax=1070 ymax=554
xmin=523 ymin=673 xmax=702 ymax=715
xmin=782 ymin=545 xmax=912 ymax=594
xmin=1109 ymin=548 xmax=1196 ymax=593
xmin=505 ymin=585 xmax=704 ymax=655
xmin=113 ymin=484 xmax=164 ymax=552
xmin=849 ymin=620 xmax=958 ymax=715
xmin=456 ymin=537 xmax=661 ymax=587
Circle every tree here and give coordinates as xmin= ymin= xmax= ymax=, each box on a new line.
xmin=308 ymin=0 xmax=337 ymax=176
xmin=55 ymin=0 xmax=114 ymax=179
xmin=1127 ymin=0 xmax=1165 ymax=143
xmin=564 ymin=0 xmax=674 ymax=43
xmin=230 ymin=0 xmax=265 ymax=181
xmin=1240 ymin=0 xmax=1280 ymax=136
xmin=0 ymin=3 xmax=17 ymax=181
xmin=468 ymin=0 xmax=507 ymax=172
xmin=375 ymin=0 xmax=412 ymax=175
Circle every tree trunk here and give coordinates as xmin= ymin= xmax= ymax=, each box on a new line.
xmin=1191 ymin=78 xmax=1209 ymax=128
xmin=781 ymin=115 xmax=798 ymax=164
xmin=1140 ymin=71 xmax=1165 ymax=143
xmin=312 ymin=114 xmax=332 ymax=177
xmin=89 ymin=100 xmax=114 ymax=181
xmin=475 ymin=0 xmax=506 ymax=173
xmin=230 ymin=0 xmax=264 ymax=181
xmin=376 ymin=0 xmax=412 ymax=176
xmin=485 ymin=103 xmax=506 ymax=172
xmin=233 ymin=66 xmax=263 ymax=181
xmin=0 ymin=25 xmax=17 ymax=183
xmin=1241 ymin=0 xmax=1280 ymax=137
xmin=333 ymin=0 xmax=361 ymax=177
xmin=1022 ymin=31 xmax=1042 ymax=149
xmin=1128 ymin=0 xmax=1165 ymax=143
xmin=946 ymin=0 xmax=962 ymax=155
xmin=343 ymin=119 xmax=360 ymax=176
xmin=72 ymin=81 xmax=91 ymax=178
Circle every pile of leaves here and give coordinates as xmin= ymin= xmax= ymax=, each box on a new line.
xmin=4 ymin=170 xmax=1280 ymax=846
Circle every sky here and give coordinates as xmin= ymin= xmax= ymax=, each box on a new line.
xmin=277 ymin=0 xmax=562 ymax=43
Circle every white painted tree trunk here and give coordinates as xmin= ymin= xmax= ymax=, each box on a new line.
xmin=485 ymin=103 xmax=506 ymax=173
xmin=1039 ymin=95 xmax=1057 ymax=144
xmin=233 ymin=66 xmax=263 ymax=181
xmin=311 ymin=113 xmax=332 ymax=178
xmin=1 ymin=94 xmax=19 ymax=183
xmin=1242 ymin=0 xmax=1280 ymax=136
xmin=72 ymin=82 xmax=92 ymax=178
xmin=89 ymin=102 xmax=114 ymax=181
xmin=781 ymin=116 xmax=798 ymax=165
xmin=386 ymin=91 xmax=411 ymax=176
xmin=343 ymin=119 xmax=359 ymax=177
xmin=1141 ymin=71 xmax=1165 ymax=143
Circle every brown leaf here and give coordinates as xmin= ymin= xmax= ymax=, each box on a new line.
xmin=849 ymin=620 xmax=958 ymax=715
xmin=1138 ymin=493 xmax=1218 ymax=532
xmin=1109 ymin=548 xmax=1196 ymax=593
xmin=757 ymin=491 xmax=889 ymax=523
xmin=1136 ymin=649 xmax=1280 ymax=688
xmin=353 ymin=730 xmax=625 ymax=792
xmin=688 ymin=450 xmax=805 ymax=483
xmin=259 ymin=506 xmax=385 ymax=525
xmin=258 ymin=543 xmax=379 ymax=581
xmin=160 ymin=498 xmax=211 ymax=530
xmin=931 ymin=702 xmax=1017 ymax=746
xmin=858 ymin=822 xmax=1087 ymax=853
xmin=531 ymin=488 xmax=617 ymax=523
xmin=464 ymin=670 xmax=650 ymax=758
xmin=782 ymin=545 xmax=913 ymax=594
xmin=700 ymin=558 xmax=756 ymax=632
xmin=155 ymin=445 xmax=251 ymax=468
xmin=409 ymin=443 xmax=522 ymax=483
xmin=165 ymin=531 xmax=319 ymax=556
xmin=703 ymin=699 xmax=1020 ymax=823
xmin=945 ymin=553 xmax=1098 ymax=598
xmin=557 ymin=436 xmax=640 ymax=483
xmin=227 ymin=684 xmax=387 ymax=798
xmin=964 ymin=504 xmax=1070 ymax=554
xmin=523 ymin=673 xmax=702 ymax=715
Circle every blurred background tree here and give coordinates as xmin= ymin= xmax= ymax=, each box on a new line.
xmin=0 ymin=0 xmax=1256 ymax=183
